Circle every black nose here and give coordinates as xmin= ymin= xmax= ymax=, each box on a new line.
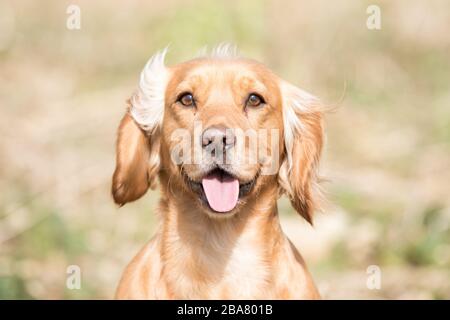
xmin=201 ymin=126 xmax=235 ymax=152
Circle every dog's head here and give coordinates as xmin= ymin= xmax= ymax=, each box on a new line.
xmin=112 ymin=45 xmax=324 ymax=223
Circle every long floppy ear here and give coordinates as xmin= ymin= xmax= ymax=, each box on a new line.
xmin=112 ymin=112 xmax=160 ymax=205
xmin=278 ymin=81 xmax=324 ymax=224
xmin=111 ymin=49 xmax=169 ymax=205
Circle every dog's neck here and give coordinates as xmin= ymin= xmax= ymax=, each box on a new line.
xmin=157 ymin=182 xmax=285 ymax=298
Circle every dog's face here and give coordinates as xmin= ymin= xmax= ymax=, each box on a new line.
xmin=161 ymin=59 xmax=284 ymax=216
xmin=112 ymin=47 xmax=323 ymax=223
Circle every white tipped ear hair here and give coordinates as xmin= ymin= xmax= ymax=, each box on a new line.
xmin=130 ymin=48 xmax=169 ymax=133
xmin=111 ymin=49 xmax=169 ymax=205
xmin=278 ymin=81 xmax=324 ymax=224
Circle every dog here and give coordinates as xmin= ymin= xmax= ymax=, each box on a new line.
xmin=112 ymin=44 xmax=324 ymax=299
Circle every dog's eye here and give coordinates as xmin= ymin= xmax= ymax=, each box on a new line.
xmin=246 ymin=93 xmax=265 ymax=107
xmin=178 ymin=93 xmax=195 ymax=107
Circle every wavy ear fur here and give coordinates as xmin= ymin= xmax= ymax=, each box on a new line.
xmin=111 ymin=49 xmax=168 ymax=205
xmin=111 ymin=112 xmax=160 ymax=205
xmin=278 ymin=81 xmax=324 ymax=224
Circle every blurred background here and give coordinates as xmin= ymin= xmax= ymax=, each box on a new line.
xmin=0 ymin=0 xmax=449 ymax=299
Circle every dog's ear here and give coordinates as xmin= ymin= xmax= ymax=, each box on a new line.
xmin=111 ymin=49 xmax=168 ymax=205
xmin=278 ymin=81 xmax=324 ymax=224
xmin=112 ymin=112 xmax=161 ymax=205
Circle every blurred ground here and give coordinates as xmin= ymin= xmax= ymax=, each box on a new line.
xmin=0 ymin=0 xmax=449 ymax=299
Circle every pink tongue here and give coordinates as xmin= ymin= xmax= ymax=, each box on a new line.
xmin=202 ymin=172 xmax=239 ymax=212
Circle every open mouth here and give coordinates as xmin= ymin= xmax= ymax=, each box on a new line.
xmin=184 ymin=168 xmax=256 ymax=214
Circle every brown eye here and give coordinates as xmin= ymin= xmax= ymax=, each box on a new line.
xmin=178 ymin=93 xmax=195 ymax=107
xmin=247 ymin=93 xmax=264 ymax=107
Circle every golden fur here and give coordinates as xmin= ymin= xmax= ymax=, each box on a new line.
xmin=112 ymin=50 xmax=324 ymax=299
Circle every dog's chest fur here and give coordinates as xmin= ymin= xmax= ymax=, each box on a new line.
xmin=162 ymin=223 xmax=274 ymax=299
